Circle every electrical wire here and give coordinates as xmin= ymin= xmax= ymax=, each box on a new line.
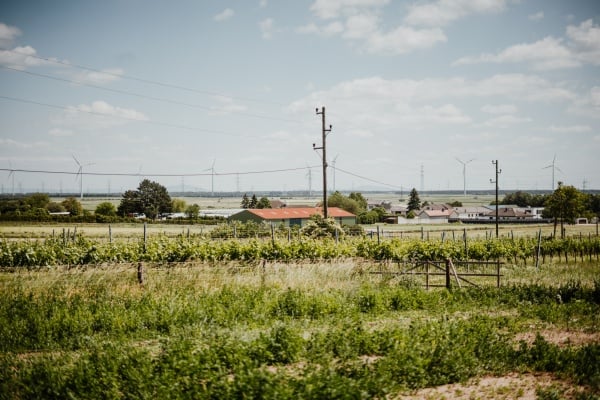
xmin=0 ymin=65 xmax=304 ymax=124
xmin=0 ymin=47 xmax=287 ymax=106
xmin=0 ymin=94 xmax=258 ymax=138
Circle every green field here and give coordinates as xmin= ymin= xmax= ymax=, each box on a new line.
xmin=1 ymin=224 xmax=599 ymax=398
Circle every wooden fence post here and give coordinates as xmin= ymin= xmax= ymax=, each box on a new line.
xmin=109 ymin=224 xmax=112 ymax=243
xmin=445 ymin=258 xmax=451 ymax=289
xmin=137 ymin=262 xmax=144 ymax=285
xmin=143 ymin=222 xmax=147 ymax=253
xmin=496 ymin=260 xmax=501 ymax=288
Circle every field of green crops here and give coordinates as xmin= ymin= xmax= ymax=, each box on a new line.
xmin=1 ymin=228 xmax=599 ymax=399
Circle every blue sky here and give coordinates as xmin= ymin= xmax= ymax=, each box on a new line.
xmin=0 ymin=0 xmax=599 ymax=195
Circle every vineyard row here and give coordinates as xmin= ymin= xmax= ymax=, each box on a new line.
xmin=1 ymin=234 xmax=600 ymax=268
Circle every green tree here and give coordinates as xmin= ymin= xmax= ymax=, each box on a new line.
xmin=171 ymin=198 xmax=187 ymax=213
xmin=117 ymin=190 xmax=140 ymax=217
xmin=46 ymin=202 xmax=66 ymax=213
xmin=300 ymin=214 xmax=345 ymax=238
xmin=241 ymin=193 xmax=250 ymax=209
xmin=543 ymin=183 xmax=586 ymax=238
xmin=328 ymin=191 xmax=361 ymax=215
xmin=62 ymin=197 xmax=83 ymax=216
xmin=256 ymin=197 xmax=272 ymax=209
xmin=26 ymin=193 xmax=50 ymax=209
xmin=249 ymin=194 xmax=258 ymax=208
xmin=407 ymin=188 xmax=421 ymax=212
xmin=186 ymin=204 xmax=200 ymax=219
xmin=348 ymin=192 xmax=368 ymax=210
xmin=117 ymin=179 xmax=172 ymax=219
xmin=95 ymin=202 xmax=117 ymax=217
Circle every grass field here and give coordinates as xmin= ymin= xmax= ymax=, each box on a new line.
xmin=1 ymin=260 xmax=599 ymax=398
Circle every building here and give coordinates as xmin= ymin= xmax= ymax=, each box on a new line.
xmin=229 ymin=207 xmax=356 ymax=227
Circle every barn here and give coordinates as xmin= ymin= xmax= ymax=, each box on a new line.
xmin=229 ymin=207 xmax=356 ymax=227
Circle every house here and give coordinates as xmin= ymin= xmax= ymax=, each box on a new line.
xmin=417 ymin=208 xmax=455 ymax=223
xmin=450 ymin=207 xmax=490 ymax=221
xmin=229 ymin=207 xmax=356 ymax=227
xmin=484 ymin=207 xmax=532 ymax=221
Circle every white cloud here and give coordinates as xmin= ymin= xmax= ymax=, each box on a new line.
xmin=342 ymin=14 xmax=379 ymax=39
xmin=0 ymin=46 xmax=59 ymax=70
xmin=55 ymin=101 xmax=148 ymax=131
xmin=528 ymin=11 xmax=544 ymax=21
xmin=480 ymin=114 xmax=532 ymax=128
xmin=454 ymin=19 xmax=600 ymax=70
xmin=48 ymin=128 xmax=74 ymax=137
xmin=567 ymin=19 xmax=600 ymax=65
xmin=0 ymin=22 xmax=21 ymax=47
xmin=454 ymin=36 xmax=579 ymax=70
xmin=309 ymin=0 xmax=389 ymax=20
xmin=209 ymin=96 xmax=248 ymax=115
xmin=549 ymin=125 xmax=591 ymax=133
xmin=568 ymin=86 xmax=600 ymax=118
xmin=365 ymin=26 xmax=447 ymax=54
xmin=481 ymin=104 xmax=517 ymax=114
xmin=405 ymin=0 xmax=508 ymax=27
xmin=259 ymin=18 xmax=274 ymax=39
xmin=73 ymin=68 xmax=124 ymax=85
xmin=214 ymin=8 xmax=234 ymax=22
xmin=259 ymin=0 xmax=268 ymax=8
xmin=0 ymin=138 xmax=48 ymax=149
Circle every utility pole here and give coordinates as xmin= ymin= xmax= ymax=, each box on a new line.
xmin=490 ymin=160 xmax=502 ymax=238
xmin=314 ymin=106 xmax=332 ymax=218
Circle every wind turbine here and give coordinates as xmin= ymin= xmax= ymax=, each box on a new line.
xmin=203 ymin=159 xmax=216 ymax=196
xmin=543 ymin=154 xmax=562 ymax=191
xmin=72 ymin=155 xmax=95 ymax=200
xmin=331 ymin=154 xmax=339 ymax=192
xmin=455 ymin=157 xmax=474 ymax=197
xmin=7 ymin=161 xmax=15 ymax=196
xmin=306 ymin=164 xmax=312 ymax=196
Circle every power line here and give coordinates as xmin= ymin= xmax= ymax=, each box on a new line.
xmin=0 ymin=47 xmax=287 ymax=106
xmin=0 ymin=65 xmax=303 ymax=124
xmin=0 ymin=94 xmax=258 ymax=138
xmin=334 ymin=167 xmax=402 ymax=190
xmin=0 ymin=165 xmax=321 ymax=178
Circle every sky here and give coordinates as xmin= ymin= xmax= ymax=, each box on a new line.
xmin=0 ymin=0 xmax=599 ymax=196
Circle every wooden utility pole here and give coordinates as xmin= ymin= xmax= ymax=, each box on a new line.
xmin=314 ymin=107 xmax=332 ymax=218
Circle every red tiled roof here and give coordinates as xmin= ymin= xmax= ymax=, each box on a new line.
xmin=244 ymin=207 xmax=355 ymax=220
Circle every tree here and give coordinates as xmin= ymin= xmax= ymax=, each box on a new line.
xmin=407 ymin=188 xmax=421 ymax=212
xmin=300 ymin=214 xmax=345 ymax=238
xmin=171 ymin=198 xmax=187 ymax=213
xmin=256 ymin=197 xmax=271 ymax=209
xmin=186 ymin=204 xmax=200 ymax=220
xmin=46 ymin=202 xmax=66 ymax=213
xmin=249 ymin=194 xmax=258 ymax=208
xmin=348 ymin=192 xmax=368 ymax=210
xmin=95 ymin=202 xmax=117 ymax=217
xmin=241 ymin=193 xmax=250 ymax=209
xmin=117 ymin=179 xmax=172 ymax=219
xmin=117 ymin=190 xmax=140 ymax=217
xmin=327 ymin=191 xmax=363 ymax=215
xmin=26 ymin=193 xmax=50 ymax=209
xmin=543 ymin=183 xmax=586 ymax=238
xmin=62 ymin=197 xmax=83 ymax=216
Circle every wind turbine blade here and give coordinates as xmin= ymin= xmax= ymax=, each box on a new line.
xmin=72 ymin=154 xmax=81 ymax=166
xmin=455 ymin=157 xmax=463 ymax=164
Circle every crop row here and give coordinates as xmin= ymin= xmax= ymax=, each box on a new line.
xmin=1 ymin=234 xmax=600 ymax=267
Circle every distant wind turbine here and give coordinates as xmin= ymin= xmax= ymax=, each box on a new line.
xmin=7 ymin=161 xmax=15 ymax=196
xmin=455 ymin=157 xmax=475 ymax=197
xmin=203 ymin=159 xmax=216 ymax=196
xmin=72 ymin=155 xmax=95 ymax=199
xmin=306 ymin=164 xmax=312 ymax=196
xmin=331 ymin=154 xmax=339 ymax=192
xmin=543 ymin=154 xmax=562 ymax=191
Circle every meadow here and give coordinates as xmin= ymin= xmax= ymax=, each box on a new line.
xmin=1 ymin=220 xmax=599 ymax=399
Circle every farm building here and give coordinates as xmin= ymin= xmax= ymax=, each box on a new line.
xmin=229 ymin=207 xmax=356 ymax=227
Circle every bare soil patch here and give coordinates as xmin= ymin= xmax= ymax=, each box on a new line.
xmin=515 ymin=328 xmax=600 ymax=347
xmin=395 ymin=372 xmax=588 ymax=400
